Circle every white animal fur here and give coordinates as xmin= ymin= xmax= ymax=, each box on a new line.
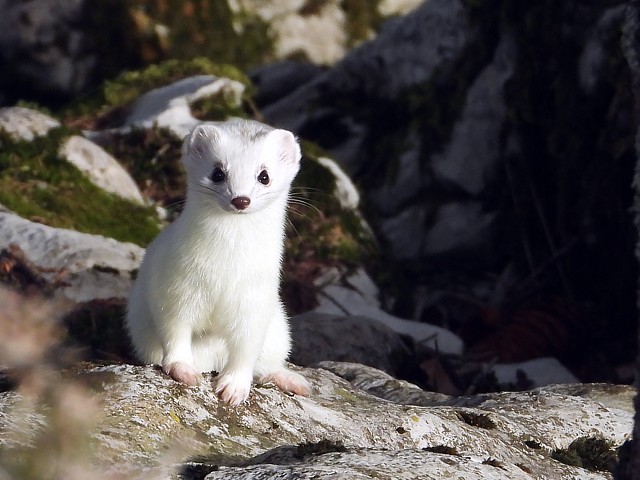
xmin=126 ymin=119 xmax=310 ymax=405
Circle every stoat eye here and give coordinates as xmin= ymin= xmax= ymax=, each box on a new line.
xmin=210 ymin=167 xmax=226 ymax=184
xmin=258 ymin=170 xmax=270 ymax=185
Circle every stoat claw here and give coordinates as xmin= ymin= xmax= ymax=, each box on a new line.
xmin=163 ymin=361 xmax=202 ymax=386
xmin=215 ymin=371 xmax=252 ymax=406
xmin=261 ymin=369 xmax=311 ymax=397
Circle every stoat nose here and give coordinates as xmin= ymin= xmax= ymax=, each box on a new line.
xmin=231 ymin=196 xmax=251 ymax=210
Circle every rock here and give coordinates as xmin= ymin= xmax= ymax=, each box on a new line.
xmin=250 ymin=60 xmax=325 ymax=107
xmin=430 ymin=34 xmax=516 ymax=196
xmin=319 ymin=361 xmax=452 ymax=406
xmin=59 ymin=135 xmax=144 ymax=204
xmin=204 ymin=449 xmax=536 ymax=480
xmin=125 ymin=75 xmax=246 ymax=138
xmin=233 ymin=0 xmax=424 ymax=66
xmin=0 ymin=362 xmax=633 ymax=478
xmin=0 ymin=106 xmax=60 ymax=141
xmin=261 ymin=0 xmax=496 ymax=265
xmin=579 ymin=6 xmax=626 ymax=95
xmin=263 ymin=0 xmax=472 ymax=138
xmin=366 ymin=131 xmax=424 ymax=215
xmin=245 ymin=0 xmax=348 ymax=65
xmin=314 ymin=268 xmax=464 ymax=355
xmin=316 ymin=157 xmax=360 ymax=210
xmin=378 ymin=0 xmax=425 ymax=17
xmin=0 ymin=212 xmax=143 ymax=302
xmin=491 ymin=357 xmax=580 ymax=389
xmin=0 ymin=0 xmax=91 ymax=104
xmin=290 ymin=312 xmax=413 ymax=376
xmin=419 ymin=201 xmax=498 ymax=259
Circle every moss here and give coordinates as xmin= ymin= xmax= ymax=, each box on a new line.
xmin=103 ymin=58 xmax=251 ymax=108
xmin=127 ymin=0 xmax=274 ymax=69
xmin=282 ymin=141 xmax=378 ymax=313
xmin=333 ymin=387 xmax=361 ymax=403
xmin=342 ymin=0 xmax=384 ymax=47
xmin=0 ymin=128 xmax=160 ymax=246
xmin=98 ymin=126 xmax=185 ymax=213
xmin=190 ymin=90 xmax=248 ymax=122
xmin=299 ymin=0 xmax=331 ymax=16
xmin=14 ymin=101 xmax=54 ymax=117
xmin=63 ymin=58 xmax=253 ymax=125
xmin=287 ymin=141 xmax=376 ymax=266
xmin=552 ymin=437 xmax=617 ymax=473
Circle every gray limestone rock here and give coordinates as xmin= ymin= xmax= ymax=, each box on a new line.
xmin=0 ymin=107 xmax=60 ymax=141
xmin=0 ymin=362 xmax=632 ymax=479
xmin=125 ymin=75 xmax=246 ymax=138
xmin=59 ymin=135 xmax=145 ymax=204
xmin=0 ymin=0 xmax=93 ymax=102
xmin=0 ymin=212 xmax=143 ymax=302
xmin=290 ymin=312 xmax=413 ymax=376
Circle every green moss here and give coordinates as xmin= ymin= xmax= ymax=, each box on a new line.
xmin=552 ymin=437 xmax=617 ymax=473
xmin=127 ymin=0 xmax=274 ymax=69
xmin=0 ymin=128 xmax=160 ymax=246
xmin=190 ymin=90 xmax=248 ymax=122
xmin=103 ymin=58 xmax=252 ymax=109
xmin=342 ymin=0 xmax=383 ymax=47
xmin=282 ymin=141 xmax=378 ymax=313
xmin=286 ymin=143 xmax=376 ymax=265
xmin=98 ymin=126 xmax=185 ymax=211
xmin=64 ymin=58 xmax=253 ymax=122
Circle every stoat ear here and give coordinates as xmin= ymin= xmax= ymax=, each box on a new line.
xmin=183 ymin=124 xmax=220 ymax=164
xmin=265 ymin=129 xmax=302 ymax=168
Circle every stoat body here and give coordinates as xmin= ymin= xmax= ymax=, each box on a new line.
xmin=125 ymin=119 xmax=310 ymax=405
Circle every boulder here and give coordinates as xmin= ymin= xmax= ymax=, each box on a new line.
xmin=0 ymin=0 xmax=91 ymax=104
xmin=0 ymin=106 xmax=60 ymax=141
xmin=314 ymin=268 xmax=465 ymax=355
xmin=290 ymin=312 xmax=413 ymax=376
xmin=0 ymin=361 xmax=633 ymax=478
xmin=59 ymin=135 xmax=144 ymax=204
xmin=0 ymin=212 xmax=143 ymax=303
xmin=125 ymin=75 xmax=246 ymax=138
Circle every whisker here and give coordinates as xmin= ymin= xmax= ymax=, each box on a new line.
xmin=290 ymin=197 xmax=322 ymax=211
xmin=164 ymin=198 xmax=187 ymax=209
xmin=290 ymin=186 xmax=332 ymax=200
xmin=285 ymin=217 xmax=301 ymax=238
xmin=288 ymin=198 xmax=323 ymax=219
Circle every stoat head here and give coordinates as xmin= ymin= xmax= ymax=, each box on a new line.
xmin=182 ymin=120 xmax=301 ymax=214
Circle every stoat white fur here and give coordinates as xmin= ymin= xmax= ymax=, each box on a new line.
xmin=126 ymin=119 xmax=310 ymax=405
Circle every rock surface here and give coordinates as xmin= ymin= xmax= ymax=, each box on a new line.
xmin=290 ymin=312 xmax=413 ymax=377
xmin=59 ymin=135 xmax=144 ymax=204
xmin=0 ymin=362 xmax=632 ymax=478
xmin=125 ymin=75 xmax=246 ymax=138
xmin=259 ymin=0 xmax=637 ymax=348
xmin=0 ymin=212 xmax=143 ymax=302
xmin=0 ymin=106 xmax=60 ymax=141
xmin=314 ymin=268 xmax=465 ymax=355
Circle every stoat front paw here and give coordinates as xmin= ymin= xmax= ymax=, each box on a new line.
xmin=215 ymin=370 xmax=252 ymax=406
xmin=262 ymin=369 xmax=311 ymax=397
xmin=163 ymin=362 xmax=203 ymax=386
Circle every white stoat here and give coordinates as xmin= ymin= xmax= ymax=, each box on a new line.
xmin=125 ymin=119 xmax=310 ymax=405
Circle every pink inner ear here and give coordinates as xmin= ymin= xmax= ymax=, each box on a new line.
xmin=189 ymin=125 xmax=220 ymax=157
xmin=271 ymin=129 xmax=302 ymax=166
